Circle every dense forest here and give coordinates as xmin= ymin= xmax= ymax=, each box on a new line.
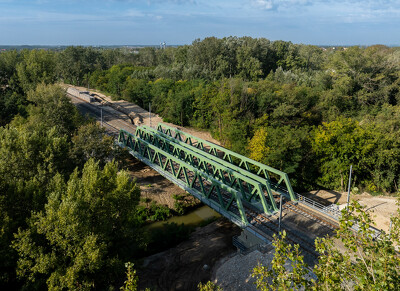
xmin=0 ymin=50 xmax=186 ymax=289
xmin=1 ymin=37 xmax=400 ymax=290
xmin=4 ymin=37 xmax=397 ymax=193
xmin=3 ymin=38 xmax=400 ymax=194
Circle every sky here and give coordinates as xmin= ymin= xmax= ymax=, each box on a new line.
xmin=0 ymin=0 xmax=399 ymax=46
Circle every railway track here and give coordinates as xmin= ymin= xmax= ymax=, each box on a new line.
xmin=246 ymin=209 xmax=320 ymax=258
xmin=283 ymin=201 xmax=339 ymax=231
xmin=67 ymin=93 xmax=135 ymax=136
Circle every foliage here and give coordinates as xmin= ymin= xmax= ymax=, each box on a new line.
xmin=251 ymin=200 xmax=400 ymax=290
xmin=173 ymin=193 xmax=198 ymax=215
xmin=197 ymin=281 xmax=222 ymax=291
xmin=62 ymin=41 xmax=400 ymax=192
xmin=12 ymin=159 xmax=142 ymax=290
xmin=24 ymin=83 xmax=82 ymax=136
xmin=0 ymin=81 xmax=141 ymax=289
xmin=136 ymin=202 xmax=171 ymax=222
xmin=16 ymin=49 xmax=57 ymax=93
xmin=252 ymin=231 xmax=310 ymax=291
xmin=3 ymin=38 xmax=400 ymax=289
xmin=70 ymin=123 xmax=114 ymax=168
xmin=248 ymin=128 xmax=269 ymax=162
xmin=323 ymin=201 xmax=400 ymax=290
xmin=120 ymin=262 xmax=138 ymax=291
xmin=57 ymin=46 xmax=104 ymax=86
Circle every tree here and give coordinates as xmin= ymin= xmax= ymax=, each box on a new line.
xmin=138 ymin=47 xmax=157 ymax=67
xmin=252 ymin=200 xmax=400 ymax=290
xmin=16 ymin=50 xmax=57 ymax=93
xmin=24 ymin=83 xmax=82 ymax=136
xmin=312 ymin=117 xmax=374 ymax=191
xmin=0 ymin=126 xmax=71 ymax=288
xmin=248 ymin=128 xmax=269 ymax=162
xmin=0 ymin=50 xmax=21 ymax=92
xmin=312 ymin=200 xmax=400 ymax=290
xmin=188 ymin=37 xmax=223 ymax=79
xmin=70 ymin=123 xmax=114 ymax=168
xmin=122 ymin=78 xmax=150 ymax=107
xmin=236 ymin=45 xmax=262 ymax=81
xmin=106 ymin=65 xmax=135 ymax=97
xmin=58 ymin=46 xmax=102 ymax=86
xmin=0 ymin=90 xmax=26 ymax=126
xmin=252 ymin=231 xmax=310 ymax=291
xmin=13 ymin=159 xmax=142 ymax=290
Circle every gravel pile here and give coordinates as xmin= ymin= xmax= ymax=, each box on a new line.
xmin=214 ymin=249 xmax=317 ymax=291
xmin=213 ymin=250 xmax=275 ymax=291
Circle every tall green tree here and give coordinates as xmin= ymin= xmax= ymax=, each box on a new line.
xmin=312 ymin=117 xmax=374 ymax=191
xmin=13 ymin=159 xmax=141 ymax=290
xmin=58 ymin=46 xmax=102 ymax=86
xmin=23 ymin=84 xmax=82 ymax=136
xmin=0 ymin=126 xmax=70 ymax=288
xmin=16 ymin=50 xmax=57 ymax=93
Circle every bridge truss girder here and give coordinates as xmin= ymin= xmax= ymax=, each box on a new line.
xmin=156 ymin=123 xmax=296 ymax=201
xmin=118 ymin=130 xmax=249 ymax=226
xmin=136 ymin=125 xmax=277 ymax=213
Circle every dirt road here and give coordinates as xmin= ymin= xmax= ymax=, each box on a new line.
xmin=304 ymin=190 xmax=398 ymax=232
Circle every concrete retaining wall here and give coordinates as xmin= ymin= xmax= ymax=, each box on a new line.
xmin=67 ymin=87 xmax=95 ymax=103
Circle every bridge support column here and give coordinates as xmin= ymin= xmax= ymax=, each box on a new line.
xmin=233 ymin=228 xmax=273 ymax=254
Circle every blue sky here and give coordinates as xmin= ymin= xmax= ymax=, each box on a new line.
xmin=0 ymin=0 xmax=399 ymax=45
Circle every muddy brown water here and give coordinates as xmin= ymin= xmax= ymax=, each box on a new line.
xmin=148 ymin=205 xmax=221 ymax=229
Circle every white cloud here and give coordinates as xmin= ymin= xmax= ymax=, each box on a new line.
xmin=249 ymin=0 xmax=400 ymax=11
xmin=252 ymin=0 xmax=273 ymax=10
xmin=250 ymin=0 xmax=311 ymax=10
xmin=124 ymin=9 xmax=145 ymax=17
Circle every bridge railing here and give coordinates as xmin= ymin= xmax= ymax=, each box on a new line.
xmin=271 ymin=180 xmax=341 ymax=219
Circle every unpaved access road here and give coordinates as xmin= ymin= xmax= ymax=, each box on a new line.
xmin=304 ymin=190 xmax=398 ymax=232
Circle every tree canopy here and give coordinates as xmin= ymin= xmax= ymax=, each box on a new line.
xmin=2 ymin=37 xmax=400 ymax=289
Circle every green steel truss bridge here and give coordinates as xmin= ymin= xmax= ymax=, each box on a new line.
xmin=118 ymin=123 xmax=307 ymax=242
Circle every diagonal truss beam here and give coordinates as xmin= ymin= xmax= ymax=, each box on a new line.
xmin=156 ymin=123 xmax=297 ymax=201
xmin=137 ymin=125 xmax=277 ymax=213
xmin=118 ymin=129 xmax=249 ymax=226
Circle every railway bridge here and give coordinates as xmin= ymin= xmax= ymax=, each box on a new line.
xmin=118 ymin=123 xmax=340 ymax=256
xmin=68 ymin=86 xmax=379 ymax=260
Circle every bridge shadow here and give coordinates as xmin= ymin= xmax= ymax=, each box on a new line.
xmin=127 ymin=158 xmax=168 ymax=185
xmin=300 ymin=189 xmax=344 ymax=206
xmin=365 ymin=201 xmax=387 ymax=212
